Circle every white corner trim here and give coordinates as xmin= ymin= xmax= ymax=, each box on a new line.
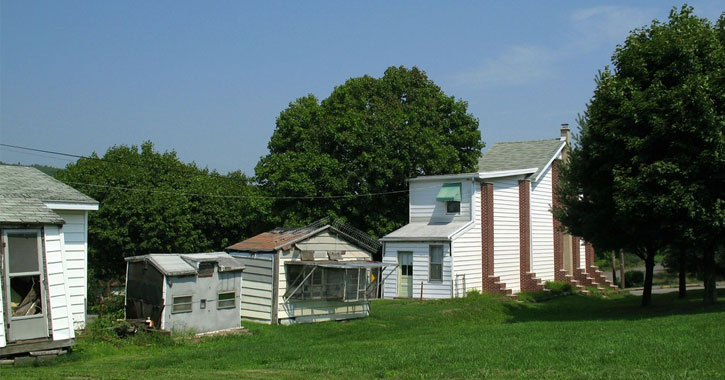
xmin=533 ymin=142 xmax=567 ymax=183
xmin=44 ymin=201 xmax=99 ymax=211
xmin=478 ymin=168 xmax=538 ymax=180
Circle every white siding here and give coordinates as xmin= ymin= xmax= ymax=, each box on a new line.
xmin=0 ymin=265 xmax=5 ymax=347
xmin=530 ymin=165 xmax=555 ymax=281
xmin=452 ymin=184 xmax=482 ymax=296
xmin=579 ymin=238 xmax=587 ymax=269
xmin=409 ymin=180 xmax=473 ymax=223
xmin=56 ymin=210 xmax=88 ymax=329
xmin=44 ymin=226 xmax=75 ymax=341
xmin=492 ymin=177 xmax=521 ymax=293
xmin=276 ymin=232 xmax=374 ymax=323
xmin=382 ymin=242 xmax=452 ymax=299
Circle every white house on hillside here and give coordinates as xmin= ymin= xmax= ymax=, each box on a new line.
xmin=380 ymin=126 xmax=613 ymax=299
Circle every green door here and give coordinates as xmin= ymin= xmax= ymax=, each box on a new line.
xmin=397 ymin=252 xmax=413 ymax=298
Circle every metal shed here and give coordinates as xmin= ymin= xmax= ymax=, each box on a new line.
xmin=124 ymin=252 xmax=245 ymax=334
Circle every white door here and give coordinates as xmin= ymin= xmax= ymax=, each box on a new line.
xmin=397 ymin=252 xmax=413 ymax=298
xmin=3 ymin=230 xmax=49 ymax=342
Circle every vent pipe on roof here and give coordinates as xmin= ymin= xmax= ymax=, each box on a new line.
xmin=560 ymin=123 xmax=571 ymax=162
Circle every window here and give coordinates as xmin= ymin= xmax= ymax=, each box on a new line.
xmin=217 ymin=292 xmax=236 ymax=309
xmin=429 ymin=245 xmax=443 ymax=281
xmin=446 ymin=201 xmax=460 ymax=214
xmin=198 ymin=262 xmax=215 ymax=278
xmin=172 ymin=296 xmax=192 ymax=313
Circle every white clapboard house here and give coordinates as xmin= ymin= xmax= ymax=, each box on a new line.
xmin=380 ymin=126 xmax=614 ymax=299
xmin=226 ymin=218 xmax=388 ymax=324
xmin=0 ymin=165 xmax=98 ymax=356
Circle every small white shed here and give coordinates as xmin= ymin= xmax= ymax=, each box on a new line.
xmin=0 ymin=165 xmax=98 ymax=357
xmin=226 ymin=219 xmax=388 ymax=325
xmin=124 ymin=252 xmax=245 ymax=334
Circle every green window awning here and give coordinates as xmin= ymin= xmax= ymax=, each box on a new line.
xmin=436 ymin=183 xmax=461 ymax=202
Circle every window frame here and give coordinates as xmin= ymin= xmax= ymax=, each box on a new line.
xmin=172 ymin=295 xmax=193 ymax=313
xmin=429 ymin=245 xmax=444 ymax=282
xmin=217 ymin=292 xmax=236 ymax=309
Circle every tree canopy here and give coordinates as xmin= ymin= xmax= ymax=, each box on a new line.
xmin=554 ymin=6 xmax=725 ymax=305
xmin=56 ymin=142 xmax=271 ymax=281
xmin=255 ymin=66 xmax=483 ymax=238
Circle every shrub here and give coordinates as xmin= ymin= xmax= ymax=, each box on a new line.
xmin=466 ymin=289 xmax=481 ymax=298
xmin=90 ymin=294 xmax=125 ymax=320
xmin=545 ymin=281 xmax=573 ymax=294
xmin=625 ymin=270 xmax=645 ymax=287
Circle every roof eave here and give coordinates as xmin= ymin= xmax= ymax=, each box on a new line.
xmin=533 ymin=141 xmax=567 ymax=183
xmin=477 ymin=167 xmax=538 ymax=180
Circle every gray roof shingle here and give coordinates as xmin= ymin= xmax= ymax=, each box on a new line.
xmin=477 ymin=139 xmax=566 ymax=180
xmin=0 ymin=164 xmax=97 ymax=204
xmin=0 ymin=165 xmax=97 ymax=224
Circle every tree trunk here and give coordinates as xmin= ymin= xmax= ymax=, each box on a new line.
xmin=703 ymin=245 xmax=717 ymax=305
xmin=611 ymin=251 xmax=617 ymax=285
xmin=678 ymin=248 xmax=686 ymax=299
xmin=641 ymin=248 xmax=655 ymax=307
xmin=620 ymin=249 xmax=625 ymax=289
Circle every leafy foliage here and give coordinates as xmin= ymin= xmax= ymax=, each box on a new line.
xmin=56 ymin=141 xmax=272 ymax=280
xmin=255 ymin=66 xmax=483 ymax=238
xmin=553 ymin=6 xmax=725 ymax=305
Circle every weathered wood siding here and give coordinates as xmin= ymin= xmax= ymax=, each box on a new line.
xmin=409 ymin=181 xmax=473 ymax=223
xmin=452 ymin=184 xmax=482 ymax=296
xmin=277 ymin=231 xmax=373 ymax=323
xmin=382 ymin=241 xmax=452 ymax=299
xmin=229 ymin=253 xmax=275 ymax=323
xmin=44 ymin=225 xmax=75 ymax=341
xmin=530 ymin=165 xmax=555 ymax=281
xmin=56 ymin=210 xmax=88 ymax=329
xmin=492 ymin=177 xmax=521 ymax=293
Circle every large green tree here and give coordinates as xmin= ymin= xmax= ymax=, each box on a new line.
xmin=56 ymin=142 xmax=271 ymax=282
xmin=554 ymin=6 xmax=725 ymax=305
xmin=255 ymin=66 xmax=483 ymax=238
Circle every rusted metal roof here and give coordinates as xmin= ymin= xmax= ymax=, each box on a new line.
xmin=226 ymin=219 xmax=381 ymax=254
xmin=225 ymin=226 xmax=326 ymax=253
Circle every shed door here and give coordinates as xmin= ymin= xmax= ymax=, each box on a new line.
xmin=397 ymin=252 xmax=413 ymax=298
xmin=3 ymin=230 xmax=49 ymax=342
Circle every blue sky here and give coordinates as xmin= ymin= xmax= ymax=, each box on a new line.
xmin=1 ymin=1 xmax=722 ymax=175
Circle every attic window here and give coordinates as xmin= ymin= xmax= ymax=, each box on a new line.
xmin=198 ymin=262 xmax=215 ymax=278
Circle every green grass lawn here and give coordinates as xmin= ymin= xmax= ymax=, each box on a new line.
xmin=5 ymin=290 xmax=725 ymax=379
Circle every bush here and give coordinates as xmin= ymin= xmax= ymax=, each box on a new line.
xmin=625 ymin=270 xmax=645 ymax=287
xmin=89 ymin=294 xmax=125 ymax=320
xmin=466 ymin=289 xmax=481 ymax=298
xmin=545 ymin=281 xmax=573 ymax=294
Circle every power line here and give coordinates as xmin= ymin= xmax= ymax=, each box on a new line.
xmin=0 ymin=142 xmax=451 ymax=200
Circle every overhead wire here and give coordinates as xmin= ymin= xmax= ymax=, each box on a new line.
xmin=1 ymin=143 xmax=452 ymax=200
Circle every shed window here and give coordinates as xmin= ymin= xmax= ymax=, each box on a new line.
xmin=198 ymin=262 xmax=215 ymax=278
xmin=429 ymin=245 xmax=443 ymax=281
xmin=284 ymin=265 xmax=378 ymax=302
xmin=217 ymin=292 xmax=235 ymax=309
xmin=172 ymin=296 xmax=192 ymax=313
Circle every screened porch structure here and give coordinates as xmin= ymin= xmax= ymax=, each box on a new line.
xmin=283 ymin=261 xmax=390 ymax=303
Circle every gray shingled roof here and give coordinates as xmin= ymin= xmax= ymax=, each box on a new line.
xmin=0 ymin=165 xmax=97 ymax=204
xmin=0 ymin=197 xmax=65 ymax=224
xmin=477 ymin=139 xmax=566 ymax=180
xmin=0 ymin=164 xmax=97 ymax=224
xmin=380 ymin=221 xmax=471 ymax=241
